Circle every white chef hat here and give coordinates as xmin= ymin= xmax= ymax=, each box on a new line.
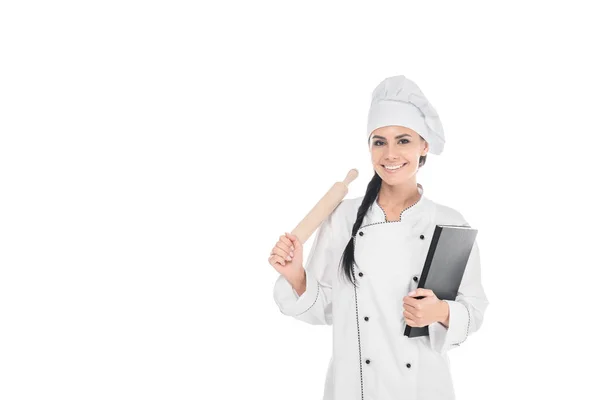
xmin=367 ymin=75 xmax=445 ymax=155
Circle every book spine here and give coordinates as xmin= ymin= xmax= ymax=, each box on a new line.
xmin=418 ymin=225 xmax=443 ymax=292
xmin=404 ymin=225 xmax=443 ymax=338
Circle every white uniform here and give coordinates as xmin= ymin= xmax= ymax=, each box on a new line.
xmin=273 ymin=184 xmax=489 ymax=400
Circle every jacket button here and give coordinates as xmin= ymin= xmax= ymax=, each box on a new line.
xmin=413 ymin=276 xmax=418 ymax=282
xmin=365 ymin=359 xmax=371 ymax=364
xmin=359 ymin=231 xmax=364 ymax=236
xmin=358 ymin=272 xmax=364 ymax=277
xmin=406 ymin=363 xmax=411 ymax=368
xmin=364 ymin=316 xmax=369 ymax=321
xmin=420 ymin=235 xmax=425 ymax=239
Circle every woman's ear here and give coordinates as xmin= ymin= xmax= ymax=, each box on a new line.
xmin=421 ymin=140 xmax=429 ymax=156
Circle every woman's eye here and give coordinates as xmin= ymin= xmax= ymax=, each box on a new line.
xmin=373 ymin=139 xmax=409 ymax=145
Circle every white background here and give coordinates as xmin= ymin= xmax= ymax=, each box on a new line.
xmin=1 ymin=1 xmax=599 ymax=399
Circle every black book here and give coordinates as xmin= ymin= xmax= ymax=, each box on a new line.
xmin=404 ymin=224 xmax=478 ymax=338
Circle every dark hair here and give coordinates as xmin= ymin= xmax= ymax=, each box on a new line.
xmin=339 ymin=143 xmax=428 ymax=287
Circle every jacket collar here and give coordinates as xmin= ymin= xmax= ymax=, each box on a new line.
xmin=369 ymin=182 xmax=430 ymax=224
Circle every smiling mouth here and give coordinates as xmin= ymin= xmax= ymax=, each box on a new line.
xmin=382 ymin=163 xmax=407 ymax=172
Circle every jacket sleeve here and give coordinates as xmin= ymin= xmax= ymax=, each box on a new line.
xmin=428 ymin=236 xmax=490 ymax=354
xmin=272 ymin=211 xmax=336 ymax=326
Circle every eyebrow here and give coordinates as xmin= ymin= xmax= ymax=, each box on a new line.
xmin=371 ymin=134 xmax=411 ymax=140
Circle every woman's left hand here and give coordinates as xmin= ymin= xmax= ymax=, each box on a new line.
xmin=403 ymin=288 xmax=447 ymax=327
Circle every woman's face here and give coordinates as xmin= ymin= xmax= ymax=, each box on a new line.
xmin=369 ymin=125 xmax=429 ymax=185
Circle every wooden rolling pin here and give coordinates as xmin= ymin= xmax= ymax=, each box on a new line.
xmin=291 ymin=169 xmax=359 ymax=243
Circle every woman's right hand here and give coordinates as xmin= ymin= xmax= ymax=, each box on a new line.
xmin=268 ymin=232 xmax=304 ymax=286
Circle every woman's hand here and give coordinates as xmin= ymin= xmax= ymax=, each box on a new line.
xmin=402 ymin=288 xmax=449 ymax=328
xmin=268 ymin=232 xmax=305 ymax=286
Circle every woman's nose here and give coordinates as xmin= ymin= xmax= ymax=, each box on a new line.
xmin=385 ymin=146 xmax=400 ymax=159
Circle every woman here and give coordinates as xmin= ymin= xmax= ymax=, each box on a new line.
xmin=269 ymin=75 xmax=489 ymax=400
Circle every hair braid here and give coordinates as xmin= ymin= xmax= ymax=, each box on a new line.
xmin=339 ymin=171 xmax=382 ymax=286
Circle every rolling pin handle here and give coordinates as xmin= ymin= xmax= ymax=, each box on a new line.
xmin=343 ymin=168 xmax=359 ymax=186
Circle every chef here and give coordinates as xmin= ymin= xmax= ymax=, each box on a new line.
xmin=269 ymin=75 xmax=490 ymax=400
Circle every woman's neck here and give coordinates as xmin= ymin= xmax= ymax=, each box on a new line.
xmin=376 ymin=181 xmax=421 ymax=212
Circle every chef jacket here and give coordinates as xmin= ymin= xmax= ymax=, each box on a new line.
xmin=273 ymin=184 xmax=490 ymax=400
